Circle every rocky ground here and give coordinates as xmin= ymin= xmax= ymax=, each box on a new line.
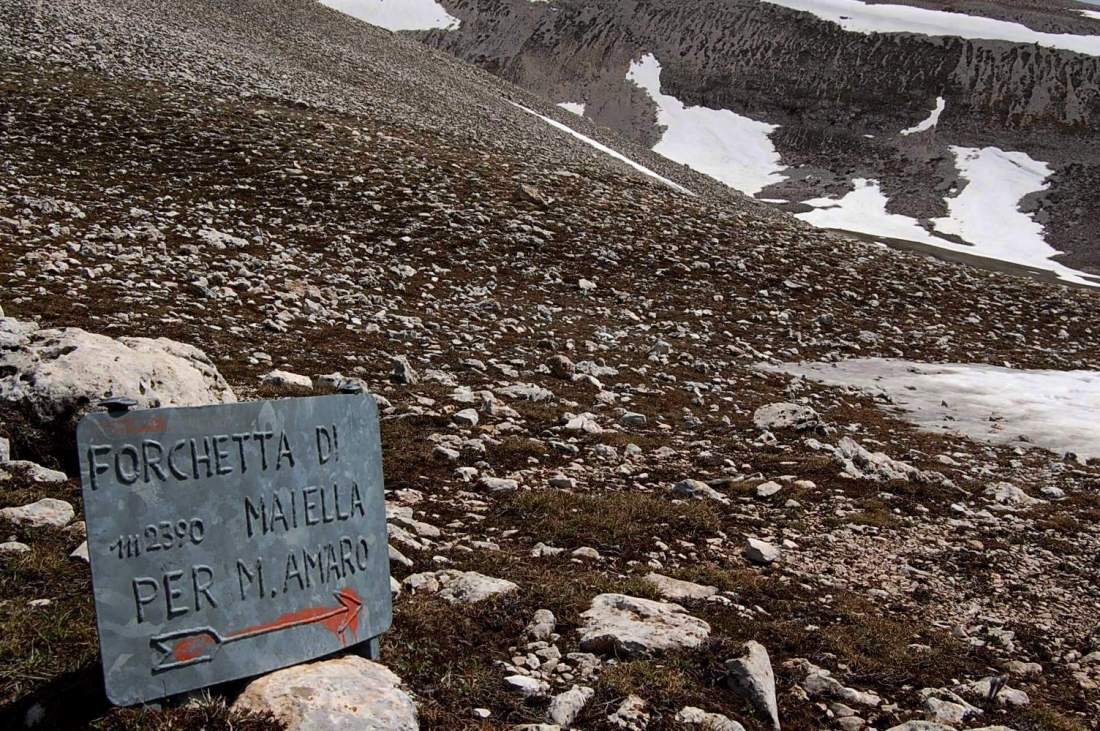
xmin=1 ymin=1 xmax=1100 ymax=729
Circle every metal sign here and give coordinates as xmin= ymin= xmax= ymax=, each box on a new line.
xmin=76 ymin=394 xmax=392 ymax=706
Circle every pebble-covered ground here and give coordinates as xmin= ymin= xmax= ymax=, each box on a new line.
xmin=1 ymin=1 xmax=1100 ymax=730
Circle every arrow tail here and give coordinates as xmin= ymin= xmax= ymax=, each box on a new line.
xmin=150 ymin=627 xmax=224 ymax=673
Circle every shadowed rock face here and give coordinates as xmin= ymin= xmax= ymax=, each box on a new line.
xmin=418 ymin=0 xmax=1100 ymax=272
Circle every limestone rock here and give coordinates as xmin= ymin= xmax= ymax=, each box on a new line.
xmin=390 ymin=356 xmax=418 ymax=385
xmin=726 ymin=641 xmax=780 ymax=730
xmin=0 ymin=319 xmax=235 ymax=429
xmin=505 ymin=674 xmax=549 ymax=697
xmin=743 ymin=538 xmax=780 ymax=565
xmin=403 ymin=570 xmax=517 ymax=604
xmin=452 ymin=408 xmax=479 ymax=427
xmin=671 ymin=479 xmax=729 ymax=505
xmin=4 ymin=460 xmax=68 ymax=483
xmin=0 ymin=498 xmax=75 ymax=528
xmin=608 ymin=694 xmax=649 ymax=729
xmin=674 ymin=706 xmax=746 ymax=731
xmin=578 ymin=593 xmax=710 ymax=658
xmin=643 ymin=572 xmax=718 ymax=601
xmin=261 ymin=369 xmax=313 ymax=390
xmin=548 ymin=684 xmax=594 ymax=726
xmin=232 ymin=656 xmax=418 ymax=730
xmin=753 ymin=402 xmax=820 ymax=431
xmin=526 ymin=609 xmax=557 ymax=640
xmin=547 ymin=354 xmax=575 ymax=380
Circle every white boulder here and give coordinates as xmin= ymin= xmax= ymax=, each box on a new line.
xmin=233 ymin=656 xmax=418 ymax=730
xmin=0 ymin=319 xmax=235 ymax=428
xmin=0 ymin=498 xmax=75 ymax=528
xmin=578 ymin=593 xmax=710 ymax=658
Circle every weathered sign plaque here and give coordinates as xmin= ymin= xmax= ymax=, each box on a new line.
xmin=76 ymin=394 xmax=392 ymax=706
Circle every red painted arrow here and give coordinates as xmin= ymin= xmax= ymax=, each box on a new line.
xmin=150 ymin=588 xmax=363 ymax=672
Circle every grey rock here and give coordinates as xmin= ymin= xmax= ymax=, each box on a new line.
xmin=548 ymin=684 xmax=594 ymax=727
xmin=505 ymin=674 xmax=549 ymax=697
xmin=0 ymin=320 xmax=235 ymax=430
xmin=578 ymin=593 xmax=710 ymax=657
xmin=0 ymin=498 xmax=75 ymax=529
xmin=4 ymin=460 xmax=68 ymax=483
xmin=261 ymin=369 xmax=313 ymax=390
xmin=726 ymin=641 xmax=780 ymax=730
xmin=743 ymin=537 xmax=780 ymax=565
xmin=671 ymin=479 xmax=730 ymax=505
xmin=674 ymin=706 xmax=746 ymax=731
xmin=752 ymin=402 xmax=820 ymax=431
xmin=391 ymin=355 xmax=418 ymax=385
xmin=608 ymin=694 xmax=650 ymax=730
xmin=643 ymin=572 xmax=719 ymax=601
xmin=452 ymin=408 xmax=479 ymax=427
xmin=233 ymin=656 xmax=418 ymax=730
xmin=547 ymin=354 xmax=575 ymax=379
xmin=403 ymin=569 xmax=518 ymax=604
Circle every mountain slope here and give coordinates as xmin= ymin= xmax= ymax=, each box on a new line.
xmin=1 ymin=1 xmax=1100 ymax=729
xmin=412 ymin=0 xmax=1100 ymax=282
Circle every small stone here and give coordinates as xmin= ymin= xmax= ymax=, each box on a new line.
xmin=572 ymin=546 xmax=601 ymax=561
xmin=755 ymin=481 xmax=783 ymax=498
xmin=608 ymin=694 xmax=649 ymax=730
xmin=5 ymin=461 xmax=68 ymax=483
xmin=674 ymin=706 xmax=745 ymax=731
xmin=753 ymin=402 xmax=820 ymax=431
xmin=547 ymin=355 xmax=575 ymax=379
xmin=548 ymin=685 xmax=594 ymax=727
xmin=70 ymin=541 xmax=89 ymax=562
xmin=452 ymin=408 xmax=479 ymax=428
xmin=526 ymin=609 xmax=557 ymax=640
xmin=743 ymin=537 xmax=780 ymax=565
xmin=621 ymin=412 xmax=647 ymax=427
xmin=548 ymin=474 xmax=577 ymax=489
xmin=725 ymin=641 xmax=780 ymax=730
xmin=479 ymin=476 xmax=519 ymax=492
xmin=671 ymin=479 xmax=729 ymax=505
xmin=261 ymin=369 xmax=313 ymax=390
xmin=505 ymin=674 xmax=549 ymax=697
xmin=643 ymin=572 xmax=718 ymax=601
xmin=0 ymin=541 xmax=30 ymax=554
xmin=391 ymin=356 xmax=418 ymax=385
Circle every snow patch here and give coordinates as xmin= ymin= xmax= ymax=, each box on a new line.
xmin=797 ymin=149 xmax=1096 ymax=287
xmin=319 ymin=0 xmax=460 ymax=31
xmin=626 ymin=54 xmax=785 ymax=197
xmin=764 ymin=358 xmax=1100 ymax=461
xmin=558 ymin=102 xmax=586 ymax=116
xmin=510 ymin=102 xmax=692 ymax=195
xmin=764 ymin=0 xmax=1100 ymax=56
xmin=1080 ymin=10 xmax=1100 ymax=22
xmin=930 ymin=146 xmax=1093 ymax=286
xmin=797 ymin=178 xmax=948 ymax=246
xmin=900 ymin=96 xmax=945 ymax=136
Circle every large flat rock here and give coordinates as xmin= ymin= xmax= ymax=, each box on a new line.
xmin=578 ymin=593 xmax=710 ymax=658
xmin=233 ymin=656 xmax=418 ymax=731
